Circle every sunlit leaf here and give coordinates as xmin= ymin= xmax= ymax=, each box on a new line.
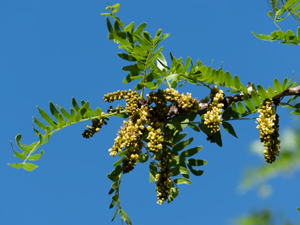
xmin=149 ymin=162 xmax=157 ymax=183
xmin=174 ymin=177 xmax=192 ymax=185
xmin=23 ymin=163 xmax=38 ymax=171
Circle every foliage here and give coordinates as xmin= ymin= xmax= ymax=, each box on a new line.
xmin=234 ymin=209 xmax=296 ymax=225
xmin=8 ymin=2 xmax=300 ymax=224
xmin=253 ymin=0 xmax=300 ymax=46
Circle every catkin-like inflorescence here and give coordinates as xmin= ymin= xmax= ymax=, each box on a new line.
xmin=125 ymin=90 xmax=140 ymax=115
xmin=108 ymin=105 xmax=151 ymax=173
xmin=164 ymin=88 xmax=199 ymax=111
xmin=155 ymin=146 xmax=173 ymax=205
xmin=103 ymin=90 xmax=129 ymax=103
xmin=82 ymin=112 xmax=109 ymax=138
xmin=204 ymin=86 xmax=224 ymax=133
xmin=147 ymin=89 xmax=168 ymax=115
xmin=256 ymin=99 xmax=280 ymax=163
xmin=146 ymin=122 xmax=164 ymax=152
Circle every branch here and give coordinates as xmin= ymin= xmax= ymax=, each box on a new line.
xmin=164 ymin=84 xmax=300 ymax=120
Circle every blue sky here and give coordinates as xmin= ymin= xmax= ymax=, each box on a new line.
xmin=1 ymin=0 xmax=300 ymax=224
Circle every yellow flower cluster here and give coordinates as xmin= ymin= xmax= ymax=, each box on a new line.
xmin=204 ymin=86 xmax=224 ymax=133
xmin=256 ymin=99 xmax=280 ymax=163
xmin=147 ymin=124 xmax=164 ymax=153
xmin=164 ymin=88 xmax=199 ymax=110
xmin=155 ymin=145 xmax=173 ymax=205
xmin=103 ymin=89 xmax=140 ymax=115
xmin=108 ymin=105 xmax=151 ymax=173
xmin=103 ymin=90 xmax=128 ymax=102
xmin=82 ymin=112 xmax=108 ymax=138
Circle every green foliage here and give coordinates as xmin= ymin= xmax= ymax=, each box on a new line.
xmin=234 ymin=209 xmax=296 ymax=225
xmin=8 ymin=2 xmax=300 ymax=224
xmin=253 ymin=0 xmax=300 ymax=46
xmin=8 ymin=97 xmax=119 ymax=171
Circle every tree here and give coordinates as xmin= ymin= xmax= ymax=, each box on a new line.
xmin=4 ymin=1 xmax=300 ymax=224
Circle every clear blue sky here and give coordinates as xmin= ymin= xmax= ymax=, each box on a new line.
xmin=1 ymin=0 xmax=299 ymax=224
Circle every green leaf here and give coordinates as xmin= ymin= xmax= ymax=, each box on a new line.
xmin=23 ymin=163 xmax=38 ymax=171
xmin=233 ymin=75 xmax=242 ymax=90
xmin=297 ymin=207 xmax=300 ymax=212
xmin=161 ymin=33 xmax=170 ymax=40
xmin=252 ymin=32 xmax=274 ymax=41
xmin=243 ymin=94 xmax=256 ymax=112
xmin=257 ymin=85 xmax=269 ymax=100
xmin=157 ymin=52 xmax=168 ymax=71
xmin=57 ymin=113 xmax=66 ymax=128
xmin=267 ymin=86 xmax=277 ymax=98
xmin=174 ymin=177 xmax=192 ymax=185
xmin=33 ymin=117 xmax=47 ymax=131
xmin=291 ymin=109 xmax=300 ymax=115
xmin=212 ymin=131 xmax=222 ymax=147
xmin=251 ymin=90 xmax=263 ymax=107
xmin=95 ymin=108 xmax=102 ymax=116
xmin=118 ymin=209 xmax=131 ymax=225
xmin=225 ymin=71 xmax=233 ymax=87
xmin=124 ymin=22 xmax=134 ymax=32
xmin=172 ymin=138 xmax=194 ymax=152
xmin=181 ymin=57 xmax=191 ymax=73
xmin=237 ymin=101 xmax=247 ymax=114
xmin=49 ymin=102 xmax=60 ymax=120
xmin=187 ymin=158 xmax=207 ymax=166
xmin=113 ymin=157 xmax=123 ymax=167
xmin=56 ymin=105 xmax=71 ymax=120
xmin=231 ymin=102 xmax=238 ymax=113
xmin=137 ymin=153 xmax=148 ymax=163
xmin=186 ymin=159 xmax=205 ymax=176
xmin=188 ymin=122 xmax=200 ymax=132
xmin=222 ymin=107 xmax=232 ymax=120
xmin=273 ymin=78 xmax=283 ymax=93
xmin=168 ymin=187 xmax=179 ymax=203
xmin=179 ymin=166 xmax=190 ymax=175
xmin=37 ymin=107 xmax=57 ymax=128
xmin=107 ymin=166 xmax=122 ymax=182
xmin=149 ymin=162 xmax=157 ymax=183
xmin=222 ymin=122 xmax=238 ymax=138
xmin=282 ymin=77 xmax=288 ymax=90
xmin=72 ymin=97 xmax=80 ymax=112
xmin=106 ymin=17 xmax=114 ymax=34
xmin=180 ymin=146 xmax=203 ymax=157
xmin=28 ymin=151 xmax=44 ymax=161
xmin=8 ymin=163 xmax=23 ymax=169
xmin=12 ymin=147 xmax=26 ymax=160
xmin=144 ymin=82 xmax=156 ymax=90
xmin=286 ymin=75 xmax=294 ymax=88
xmin=173 ymin=132 xmax=188 ymax=144
xmin=117 ymin=53 xmax=136 ymax=61
xmin=122 ymin=64 xmax=140 ymax=72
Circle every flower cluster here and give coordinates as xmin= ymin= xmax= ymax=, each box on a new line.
xmin=164 ymin=88 xmax=199 ymax=110
xmin=256 ymin=99 xmax=280 ymax=163
xmin=204 ymin=86 xmax=224 ymax=133
xmin=103 ymin=90 xmax=128 ymax=102
xmin=147 ymin=89 xmax=167 ymax=115
xmin=108 ymin=105 xmax=151 ymax=173
xmin=103 ymin=89 xmax=140 ymax=115
xmin=82 ymin=112 xmax=108 ymax=138
xmin=155 ymin=145 xmax=173 ymax=205
xmin=147 ymin=122 xmax=164 ymax=152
